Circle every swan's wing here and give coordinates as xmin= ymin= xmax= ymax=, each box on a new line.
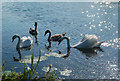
xmin=83 ymin=35 xmax=104 ymax=48
xmin=80 ymin=35 xmax=87 ymax=42
xmin=28 ymin=36 xmax=33 ymax=44
xmin=21 ymin=36 xmax=29 ymax=42
xmin=82 ymin=39 xmax=97 ymax=48
xmin=75 ymin=40 xmax=94 ymax=48
xmin=20 ymin=39 xmax=31 ymax=48
xmin=74 ymin=36 xmax=98 ymax=48
xmin=81 ymin=35 xmax=98 ymax=42
xmin=20 ymin=36 xmax=33 ymax=48
xmin=50 ymin=34 xmax=62 ymax=41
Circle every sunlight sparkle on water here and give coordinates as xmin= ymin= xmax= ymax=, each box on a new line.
xmin=100 ymin=5 xmax=103 ymax=7
xmin=116 ymin=31 xmax=118 ymax=34
xmin=45 ymin=52 xmax=66 ymax=58
xmin=98 ymin=24 xmax=101 ymax=27
xmin=91 ymin=5 xmax=94 ymax=8
xmin=20 ymin=56 xmax=48 ymax=64
xmin=60 ymin=69 xmax=72 ymax=76
xmin=86 ymin=10 xmax=89 ymax=13
xmin=89 ymin=27 xmax=92 ymax=29
xmin=109 ymin=6 xmax=112 ymax=8
xmin=97 ymin=13 xmax=99 ymax=15
xmin=105 ymin=12 xmax=108 ymax=14
xmin=105 ymin=26 xmax=107 ymax=28
xmin=108 ymin=28 xmax=110 ymax=30
xmin=42 ymin=67 xmax=57 ymax=72
xmin=106 ymin=2 xmax=110 ymax=5
xmin=82 ymin=12 xmax=84 ymax=14
xmin=98 ymin=8 xmax=100 ymax=11
xmin=84 ymin=24 xmax=87 ymax=27
xmin=104 ymin=21 xmax=106 ymax=23
xmin=100 ymin=21 xmax=103 ymax=24
xmin=91 ymin=25 xmax=96 ymax=28
xmin=89 ymin=22 xmax=92 ymax=24
xmin=100 ymin=29 xmax=103 ymax=32
xmin=102 ymin=42 xmax=111 ymax=47
xmin=80 ymin=34 xmax=83 ymax=36
xmin=113 ymin=14 xmax=116 ymax=16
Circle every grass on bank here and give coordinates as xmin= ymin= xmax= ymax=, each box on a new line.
xmin=2 ymin=50 xmax=58 ymax=81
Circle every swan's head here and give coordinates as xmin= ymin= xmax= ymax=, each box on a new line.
xmin=34 ymin=22 xmax=37 ymax=27
xmin=62 ymin=32 xmax=66 ymax=36
xmin=44 ymin=30 xmax=50 ymax=36
xmin=12 ymin=35 xmax=19 ymax=42
xmin=30 ymin=27 xmax=32 ymax=30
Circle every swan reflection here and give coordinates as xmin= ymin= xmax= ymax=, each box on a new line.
xmin=13 ymin=45 xmax=33 ymax=62
xmin=45 ymin=41 xmax=51 ymax=50
xmin=13 ymin=48 xmax=21 ymax=61
xmin=61 ymin=48 xmax=70 ymax=59
xmin=44 ymin=49 xmax=70 ymax=59
xmin=20 ymin=44 xmax=33 ymax=51
xmin=76 ymin=47 xmax=104 ymax=59
xmin=59 ymin=47 xmax=103 ymax=59
xmin=12 ymin=34 xmax=33 ymax=61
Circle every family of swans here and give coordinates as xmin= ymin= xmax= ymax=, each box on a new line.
xmin=12 ymin=22 xmax=105 ymax=61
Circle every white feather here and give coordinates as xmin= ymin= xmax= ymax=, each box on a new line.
xmin=20 ymin=36 xmax=33 ymax=48
xmin=72 ymin=35 xmax=103 ymax=48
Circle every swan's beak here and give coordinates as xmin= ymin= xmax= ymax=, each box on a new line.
xmin=12 ymin=39 xmax=14 ymax=42
xmin=44 ymin=33 xmax=47 ymax=36
xmin=58 ymin=42 xmax=60 ymax=45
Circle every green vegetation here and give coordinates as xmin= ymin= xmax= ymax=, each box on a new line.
xmin=2 ymin=50 xmax=58 ymax=81
xmin=0 ymin=64 xmax=2 ymax=80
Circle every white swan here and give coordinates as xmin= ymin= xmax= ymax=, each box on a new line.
xmin=58 ymin=35 xmax=104 ymax=49
xmin=12 ymin=34 xmax=33 ymax=49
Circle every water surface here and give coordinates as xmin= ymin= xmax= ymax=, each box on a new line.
xmin=2 ymin=2 xmax=119 ymax=79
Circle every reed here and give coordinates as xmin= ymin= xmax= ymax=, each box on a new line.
xmin=2 ymin=50 xmax=58 ymax=81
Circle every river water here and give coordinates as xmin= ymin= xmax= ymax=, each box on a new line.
xmin=2 ymin=2 xmax=119 ymax=79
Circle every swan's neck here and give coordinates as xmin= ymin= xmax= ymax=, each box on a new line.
xmin=67 ymin=38 xmax=70 ymax=49
xmin=16 ymin=36 xmax=21 ymax=49
xmin=35 ymin=26 xmax=37 ymax=31
xmin=62 ymin=37 xmax=70 ymax=49
xmin=48 ymin=31 xmax=51 ymax=41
